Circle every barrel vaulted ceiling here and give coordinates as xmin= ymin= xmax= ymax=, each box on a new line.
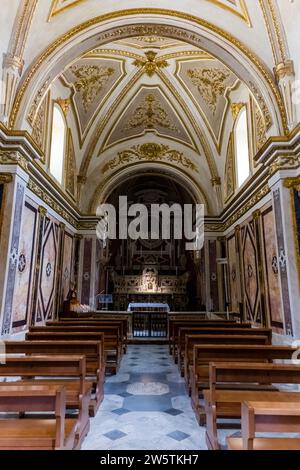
xmin=0 ymin=1 xmax=298 ymax=215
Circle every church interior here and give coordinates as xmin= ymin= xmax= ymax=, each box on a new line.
xmin=0 ymin=0 xmax=300 ymax=452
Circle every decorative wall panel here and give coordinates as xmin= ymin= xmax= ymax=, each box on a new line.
xmin=0 ymin=184 xmax=4 ymax=239
xmin=36 ymin=216 xmax=59 ymax=323
xmin=227 ymin=233 xmax=239 ymax=312
xmin=2 ymin=183 xmax=25 ymax=335
xmin=240 ymin=219 xmax=263 ymax=324
xmin=292 ymin=188 xmax=300 ymax=290
xmin=273 ymin=188 xmax=293 ymax=335
xmin=81 ymin=238 xmax=92 ymax=305
xmin=209 ymin=240 xmax=219 ymax=310
xmin=200 ymin=247 xmax=206 ymax=308
xmin=12 ymin=202 xmax=37 ymax=330
xmin=60 ymin=232 xmax=73 ymax=306
xmin=261 ymin=205 xmax=283 ymax=331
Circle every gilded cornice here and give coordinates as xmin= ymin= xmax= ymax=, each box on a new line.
xmin=0 ymin=123 xmax=42 ymax=159
xmin=269 ymin=155 xmax=300 ymax=177
xmin=223 ymin=183 xmax=271 ymax=231
xmin=0 ymin=150 xmax=28 ymax=171
xmin=27 ymin=178 xmax=77 ymax=228
xmin=254 ymin=123 xmax=300 ymax=166
xmin=8 ymin=9 xmax=288 ymax=134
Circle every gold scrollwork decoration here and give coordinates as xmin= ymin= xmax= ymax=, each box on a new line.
xmin=133 ymin=51 xmax=169 ymax=77
xmin=102 ymin=143 xmax=198 ymax=174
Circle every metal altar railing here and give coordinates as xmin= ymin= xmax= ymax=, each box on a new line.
xmin=132 ymin=311 xmax=168 ymax=337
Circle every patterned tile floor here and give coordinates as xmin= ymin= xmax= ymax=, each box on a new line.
xmin=83 ymin=345 xmax=207 ymax=450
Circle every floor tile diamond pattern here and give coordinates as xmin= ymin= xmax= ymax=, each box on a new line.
xmin=83 ymin=344 xmax=206 ymax=450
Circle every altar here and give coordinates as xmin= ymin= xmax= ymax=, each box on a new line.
xmin=127 ymin=303 xmax=170 ymax=312
xmin=111 ymin=266 xmax=189 ymax=312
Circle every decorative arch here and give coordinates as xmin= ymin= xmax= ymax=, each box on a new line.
xmin=88 ymin=161 xmax=211 ymax=215
xmin=10 ymin=9 xmax=287 ymax=138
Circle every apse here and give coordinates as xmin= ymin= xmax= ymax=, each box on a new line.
xmin=96 ymin=173 xmax=201 ymax=312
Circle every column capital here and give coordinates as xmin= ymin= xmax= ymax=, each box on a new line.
xmin=274 ymin=59 xmax=295 ymax=82
xmin=38 ymin=206 xmax=47 ymax=217
xmin=0 ymin=173 xmax=13 ymax=184
xmin=283 ymin=176 xmax=300 ymax=190
xmin=252 ymin=209 xmax=261 ymax=220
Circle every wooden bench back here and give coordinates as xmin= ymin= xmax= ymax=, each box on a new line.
xmin=0 ymin=385 xmax=65 ymax=413
xmin=30 ymin=324 xmax=120 ymax=338
xmin=170 ymin=321 xmax=250 ymax=355
xmin=183 ymin=334 xmax=268 ymax=369
xmin=209 ymin=362 xmax=300 ymax=396
xmin=180 ymin=327 xmax=272 ymax=346
xmin=4 ymin=340 xmax=103 ymax=375
xmin=179 ymin=334 xmax=269 ymax=384
xmin=178 ymin=328 xmax=271 ymax=362
xmin=170 ymin=320 xmax=240 ymax=333
xmin=0 ymin=356 xmax=86 ymax=395
xmin=25 ymin=332 xmax=121 ymax=371
xmin=0 ymin=386 xmax=66 ymax=448
xmin=171 ymin=321 xmax=250 ymax=341
xmin=28 ymin=326 xmax=120 ymax=352
xmin=51 ymin=319 xmax=128 ymax=337
xmin=194 ymin=344 xmax=296 ymax=367
xmin=240 ymin=401 xmax=300 ymax=450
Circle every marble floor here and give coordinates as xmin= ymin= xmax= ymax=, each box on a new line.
xmin=83 ymin=344 xmax=207 ymax=450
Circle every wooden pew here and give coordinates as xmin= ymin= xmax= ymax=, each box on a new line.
xmin=169 ymin=320 xmax=248 ymax=359
xmin=0 ymin=356 xmax=90 ymax=447
xmin=181 ymin=334 xmax=270 ymax=390
xmin=190 ymin=344 xmax=298 ymax=425
xmin=0 ymin=385 xmax=77 ymax=450
xmin=178 ymin=327 xmax=272 ymax=374
xmin=227 ymin=401 xmax=300 ymax=450
xmin=4 ymin=340 xmax=104 ymax=416
xmin=168 ymin=316 xmax=238 ymax=355
xmin=203 ymin=363 xmax=300 ymax=450
xmin=47 ymin=318 xmax=128 ymax=354
xmin=27 ymin=326 xmax=121 ymax=373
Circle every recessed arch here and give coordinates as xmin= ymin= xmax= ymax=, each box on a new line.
xmin=88 ymin=161 xmax=211 ymax=215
